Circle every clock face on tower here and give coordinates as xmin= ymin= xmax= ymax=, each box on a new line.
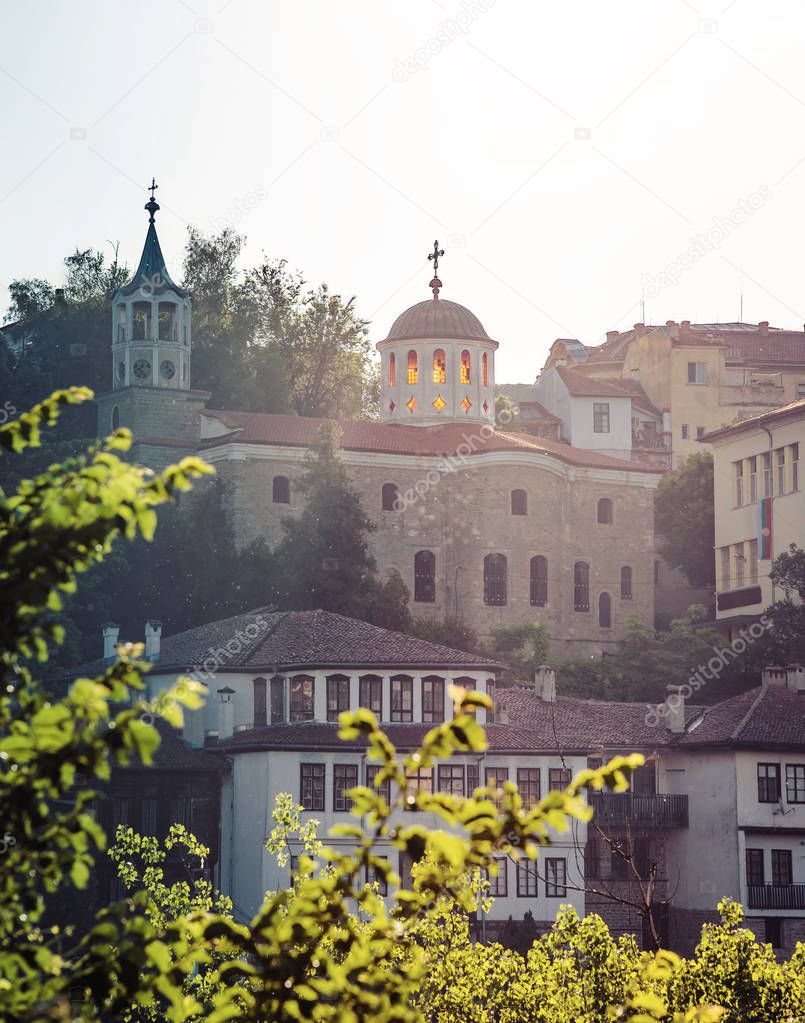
xmin=133 ymin=358 xmax=151 ymax=381
xmin=160 ymin=359 xmax=176 ymax=380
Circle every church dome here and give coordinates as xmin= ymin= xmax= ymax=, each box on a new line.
xmin=384 ymin=299 xmax=491 ymax=342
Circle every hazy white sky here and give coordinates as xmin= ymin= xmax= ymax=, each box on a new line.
xmin=3 ymin=1 xmax=805 ymax=382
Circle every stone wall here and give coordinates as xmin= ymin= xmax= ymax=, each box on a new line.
xmin=95 ymin=386 xmax=209 ymax=470
xmin=208 ymin=445 xmax=656 ymax=654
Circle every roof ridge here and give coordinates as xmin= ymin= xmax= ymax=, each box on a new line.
xmin=729 ymin=687 xmax=766 ymax=741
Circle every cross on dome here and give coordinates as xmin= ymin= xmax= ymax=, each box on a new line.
xmin=427 ymin=239 xmax=445 ymax=299
xmin=145 ymin=176 xmax=160 ymax=224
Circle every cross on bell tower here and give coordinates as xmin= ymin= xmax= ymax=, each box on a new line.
xmin=427 ymin=239 xmax=445 ymax=299
xmin=145 ymin=177 xmax=160 ymax=224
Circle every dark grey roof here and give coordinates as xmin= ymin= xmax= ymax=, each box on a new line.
xmin=67 ymin=608 xmax=503 ymax=679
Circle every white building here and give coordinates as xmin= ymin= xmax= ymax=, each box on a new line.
xmin=702 ymin=398 xmax=804 ymax=629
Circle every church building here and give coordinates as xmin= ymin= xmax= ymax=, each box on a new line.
xmin=96 ymin=190 xmax=664 ymax=655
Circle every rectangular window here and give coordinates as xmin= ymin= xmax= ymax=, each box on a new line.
xmin=390 ymin=675 xmax=413 ymax=722
xmin=585 ymin=838 xmax=602 ymax=879
xmin=696 ymin=426 xmax=705 ymax=440
xmin=517 ymin=767 xmax=541 ymax=809
xmin=333 ymin=763 xmax=358 ymax=812
xmin=688 ymin=361 xmax=706 ymax=384
xmin=735 ymin=460 xmax=744 ymax=506
xmin=253 ymin=677 xmax=267 ymax=727
xmin=786 ymin=764 xmax=805 ymax=803
xmin=681 ymin=424 xmax=689 ymax=440
xmin=290 ymin=676 xmax=314 ymax=722
xmin=792 ymin=442 xmax=799 ymax=492
xmin=404 ymin=767 xmax=433 ymax=809
xmin=366 ymin=856 xmax=388 ymax=896
xmin=748 ymin=456 xmax=757 ymax=503
xmin=748 ymin=539 xmax=758 ymax=585
xmin=734 ymin=542 xmax=745 ymax=588
xmin=487 ymin=857 xmax=508 ymax=897
xmin=358 ymin=675 xmax=382 ymax=716
xmin=326 ymin=675 xmax=350 ymax=722
xmin=771 ymin=849 xmax=793 ymax=886
xmin=593 ymin=402 xmax=610 ymax=434
xmin=300 ymin=763 xmax=325 ymax=811
xmin=720 ymin=546 xmax=731 ymax=591
xmin=438 ymin=764 xmax=465 ymax=797
xmin=762 ymin=451 xmax=772 ymax=497
xmin=486 ymin=679 xmax=496 ymax=724
xmin=485 ymin=766 xmax=509 ymax=808
xmin=757 ymin=763 xmax=781 ymax=803
xmin=746 ymin=847 xmax=764 ymax=887
xmin=798 ymin=381 xmax=805 ymax=399
xmin=270 ymin=675 xmax=284 ymax=724
xmin=466 ymin=763 xmax=479 ymax=795
xmin=516 ymin=859 xmax=538 ymax=897
xmin=422 ymin=676 xmax=445 ymax=723
xmin=765 ymin=917 xmax=782 ymax=948
xmin=654 ymin=559 xmax=662 ymax=585
xmin=620 ymin=565 xmax=633 ymax=600
xmin=545 ymin=857 xmax=567 ymax=897
xmin=366 ymin=764 xmax=391 ymax=803
xmin=776 ymin=447 xmax=786 ymax=496
xmin=549 ymin=767 xmax=571 ymax=792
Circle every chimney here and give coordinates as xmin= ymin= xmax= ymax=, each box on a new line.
xmin=758 ymin=320 xmax=769 ymax=335
xmin=680 ymin=319 xmax=691 ymax=329
xmin=534 ymin=665 xmax=556 ymax=703
xmin=606 ymin=330 xmax=620 ymax=342
xmin=102 ymin=622 xmax=119 ymax=662
xmin=144 ymin=620 xmax=162 ymax=661
xmin=762 ymin=666 xmax=787 ymax=687
xmin=666 ymin=320 xmax=677 ymax=327
xmin=217 ymin=686 xmax=235 ymax=740
xmin=666 ymin=684 xmax=685 ymax=733
xmin=633 ymin=322 xmax=645 ymax=331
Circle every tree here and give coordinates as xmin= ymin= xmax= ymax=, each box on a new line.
xmin=752 ymin=544 xmax=805 ymax=666
xmin=273 ymin=420 xmax=411 ymax=628
xmin=406 ymin=615 xmax=482 ymax=654
xmin=4 ymin=276 xmax=55 ymax=322
xmin=655 ymin=453 xmax=716 ymax=588
xmin=487 ymin=622 xmax=550 ymax=681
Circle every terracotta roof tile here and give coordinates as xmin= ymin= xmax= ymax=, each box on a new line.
xmin=199 ymin=410 xmax=664 ymax=473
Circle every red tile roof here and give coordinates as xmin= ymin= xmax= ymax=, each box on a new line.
xmin=677 ymin=685 xmax=805 ymax=748
xmin=199 ymin=410 xmax=664 ymax=473
xmin=702 ymin=398 xmax=805 ymax=442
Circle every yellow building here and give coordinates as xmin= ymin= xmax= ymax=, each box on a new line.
xmin=702 ymin=399 xmax=804 ymax=631
xmin=544 ymin=321 xmax=805 ymax=469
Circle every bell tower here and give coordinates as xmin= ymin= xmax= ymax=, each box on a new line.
xmin=96 ymin=180 xmax=209 ymax=468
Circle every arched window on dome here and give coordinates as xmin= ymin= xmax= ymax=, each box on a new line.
xmin=461 ymin=350 xmax=471 ymax=384
xmin=530 ymin=555 xmax=548 ymax=606
xmin=414 ymin=550 xmax=436 ymax=603
xmin=599 ymin=592 xmax=612 ymax=628
xmin=574 ymin=561 xmax=590 ymax=612
xmin=407 ymin=350 xmax=418 ymax=385
xmin=433 ymin=349 xmax=446 ymax=384
xmin=388 ymin=353 xmax=396 ymax=387
xmin=483 ymin=554 xmax=507 ymax=606
xmin=482 ymin=352 xmax=489 ymax=387
xmin=511 ymin=489 xmax=527 ymax=516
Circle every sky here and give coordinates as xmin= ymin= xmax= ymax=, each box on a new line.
xmin=3 ymin=1 xmax=805 ymax=383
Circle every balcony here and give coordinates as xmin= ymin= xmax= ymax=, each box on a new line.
xmin=748 ymin=885 xmax=805 ymax=911
xmin=588 ymin=793 xmax=689 ymax=829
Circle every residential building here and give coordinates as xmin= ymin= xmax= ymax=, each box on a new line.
xmin=702 ymin=399 xmax=804 ymax=629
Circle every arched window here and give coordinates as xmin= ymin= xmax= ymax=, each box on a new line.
xmin=597 ymin=498 xmax=613 ymax=524
xmin=484 ymin=554 xmax=507 ymax=606
xmin=482 ymin=352 xmax=489 ymax=386
xmin=132 ymin=301 xmax=150 ymax=340
xmin=414 ymin=550 xmax=436 ymax=603
xmin=272 ymin=475 xmax=290 ymax=504
xmin=326 ymin=674 xmax=350 ymax=721
xmin=253 ymin=677 xmax=267 ymax=727
xmin=433 ymin=348 xmax=446 ymax=384
xmin=511 ymin=489 xmax=527 ymax=516
xmin=620 ymin=566 xmax=633 ymax=600
xmin=461 ymin=350 xmax=471 ymax=384
xmin=158 ymin=302 xmax=177 ymax=341
xmin=599 ymin=592 xmax=612 ymax=628
xmin=574 ymin=561 xmax=590 ymax=612
xmin=422 ymin=675 xmax=445 ymax=723
xmin=407 ymin=350 xmax=418 ymax=385
xmin=290 ymin=675 xmax=314 ymax=721
xmin=270 ymin=674 xmax=285 ymax=723
xmin=388 ymin=352 xmax=396 ymax=386
xmin=530 ymin=556 xmax=548 ymax=606
xmin=381 ymin=482 xmax=400 ymax=511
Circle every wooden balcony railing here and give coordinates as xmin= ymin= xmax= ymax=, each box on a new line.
xmin=588 ymin=793 xmax=689 ymax=828
xmin=748 ymin=885 xmax=805 ymax=911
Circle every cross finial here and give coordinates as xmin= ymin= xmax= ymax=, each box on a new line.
xmin=145 ymin=177 xmax=160 ymax=224
xmin=427 ymin=239 xmax=445 ymax=299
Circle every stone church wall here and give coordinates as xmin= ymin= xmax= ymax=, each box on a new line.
xmin=208 ymin=445 xmax=656 ymax=656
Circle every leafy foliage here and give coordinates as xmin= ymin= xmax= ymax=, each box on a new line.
xmin=655 ymin=453 xmax=716 ymax=588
